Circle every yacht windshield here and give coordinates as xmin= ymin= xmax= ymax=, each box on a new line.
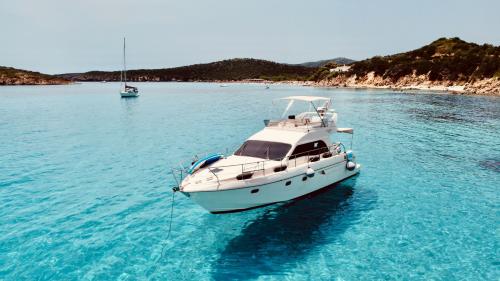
xmin=234 ymin=140 xmax=291 ymax=160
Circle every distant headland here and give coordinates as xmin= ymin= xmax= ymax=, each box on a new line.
xmin=1 ymin=38 xmax=499 ymax=95
xmin=57 ymin=58 xmax=320 ymax=83
xmin=309 ymin=37 xmax=500 ymax=96
xmin=0 ymin=66 xmax=70 ymax=85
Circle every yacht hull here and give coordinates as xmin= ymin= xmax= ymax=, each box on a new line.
xmin=183 ymin=161 xmax=360 ymax=213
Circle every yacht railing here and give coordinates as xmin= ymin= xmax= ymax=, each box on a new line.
xmin=265 ymin=119 xmax=335 ymax=128
xmin=171 ymin=142 xmax=347 ymax=190
xmin=265 ymin=111 xmax=336 ymax=129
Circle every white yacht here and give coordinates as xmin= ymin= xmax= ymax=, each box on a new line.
xmin=172 ymin=96 xmax=360 ymax=213
xmin=120 ymin=37 xmax=139 ymax=98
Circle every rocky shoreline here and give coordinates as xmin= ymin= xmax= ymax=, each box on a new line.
xmin=213 ymin=75 xmax=500 ymax=96
xmin=0 ymin=66 xmax=70 ymax=86
xmin=307 ymin=73 xmax=500 ymax=96
xmin=0 ymin=78 xmax=71 ymax=85
xmin=2 ymin=69 xmax=499 ymax=96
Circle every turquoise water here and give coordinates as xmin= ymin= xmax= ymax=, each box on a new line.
xmin=0 ymin=83 xmax=498 ymax=280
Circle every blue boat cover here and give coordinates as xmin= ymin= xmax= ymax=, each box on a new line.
xmin=187 ymin=153 xmax=223 ymax=174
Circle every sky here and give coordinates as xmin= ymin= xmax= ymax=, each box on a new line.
xmin=1 ymin=0 xmax=499 ymax=74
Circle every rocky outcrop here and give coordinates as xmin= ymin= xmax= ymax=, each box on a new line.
xmin=0 ymin=66 xmax=70 ymax=85
xmin=464 ymin=78 xmax=500 ymax=96
xmin=314 ymin=72 xmax=500 ymax=96
xmin=310 ymin=38 xmax=500 ymax=96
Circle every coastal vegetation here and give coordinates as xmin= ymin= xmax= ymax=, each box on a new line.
xmin=299 ymin=57 xmax=356 ymax=68
xmin=309 ymin=37 xmax=500 ymax=95
xmin=311 ymin=37 xmax=500 ymax=83
xmin=2 ymin=37 xmax=499 ymax=95
xmin=0 ymin=66 xmax=70 ymax=85
xmin=59 ymin=58 xmax=315 ymax=82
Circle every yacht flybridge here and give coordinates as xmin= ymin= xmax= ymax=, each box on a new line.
xmin=172 ymin=96 xmax=360 ymax=213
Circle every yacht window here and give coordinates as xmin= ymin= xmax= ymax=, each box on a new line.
xmin=289 ymin=140 xmax=329 ymax=159
xmin=234 ymin=140 xmax=291 ymax=160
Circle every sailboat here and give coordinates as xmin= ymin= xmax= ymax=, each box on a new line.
xmin=120 ymin=37 xmax=139 ymax=98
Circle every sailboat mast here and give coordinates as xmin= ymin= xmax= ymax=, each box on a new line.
xmin=123 ymin=37 xmax=127 ymax=86
xmin=120 ymin=45 xmax=123 ymax=86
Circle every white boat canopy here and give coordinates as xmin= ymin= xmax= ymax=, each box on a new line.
xmin=337 ymin=128 xmax=354 ymax=134
xmin=280 ymin=96 xmax=330 ymax=102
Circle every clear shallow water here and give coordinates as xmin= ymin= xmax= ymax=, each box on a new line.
xmin=0 ymin=83 xmax=498 ymax=280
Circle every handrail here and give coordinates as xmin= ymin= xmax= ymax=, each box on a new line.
xmin=209 ymin=143 xmax=341 ymax=169
xmin=266 ymin=119 xmax=325 ymax=128
xmin=178 ymin=142 xmax=342 ymax=173
xmin=265 ymin=112 xmax=336 ymax=128
xmin=172 ymin=142 xmax=346 ymax=190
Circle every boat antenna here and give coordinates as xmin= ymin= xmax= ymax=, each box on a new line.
xmin=351 ymin=131 xmax=354 ymax=149
xmin=310 ymin=101 xmax=327 ymax=127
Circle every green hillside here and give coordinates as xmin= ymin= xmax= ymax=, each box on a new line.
xmin=311 ymin=37 xmax=500 ymax=82
xmin=299 ymin=57 xmax=355 ymax=68
xmin=60 ymin=58 xmax=316 ymax=82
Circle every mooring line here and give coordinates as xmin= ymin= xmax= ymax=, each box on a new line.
xmin=152 ymin=189 xmax=176 ymax=273
xmin=161 ymin=190 xmax=176 ymax=254
xmin=166 ymin=190 xmax=176 ymax=238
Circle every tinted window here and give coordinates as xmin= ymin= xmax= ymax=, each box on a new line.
xmin=289 ymin=140 xmax=328 ymax=159
xmin=234 ymin=140 xmax=291 ymax=160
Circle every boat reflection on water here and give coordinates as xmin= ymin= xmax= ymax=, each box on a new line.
xmin=211 ymin=175 xmax=372 ymax=280
xmin=120 ymin=95 xmax=139 ymax=119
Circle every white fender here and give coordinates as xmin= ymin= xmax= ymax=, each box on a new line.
xmin=306 ymin=167 xmax=315 ymax=177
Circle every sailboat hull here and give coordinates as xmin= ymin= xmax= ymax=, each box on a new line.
xmin=120 ymin=91 xmax=139 ymax=98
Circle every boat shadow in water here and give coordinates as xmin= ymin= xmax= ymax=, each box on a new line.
xmin=211 ymin=176 xmax=375 ymax=280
